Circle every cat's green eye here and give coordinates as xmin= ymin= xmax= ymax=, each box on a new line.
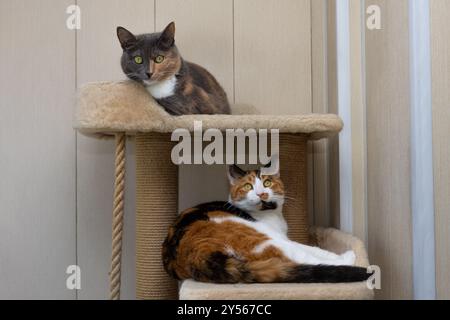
xmin=134 ymin=56 xmax=143 ymax=64
xmin=154 ymin=55 xmax=165 ymax=64
xmin=243 ymin=183 xmax=253 ymax=191
xmin=263 ymin=180 xmax=273 ymax=188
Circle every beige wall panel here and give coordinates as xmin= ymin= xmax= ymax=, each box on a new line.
xmin=76 ymin=0 xmax=154 ymax=299
xmin=311 ymin=0 xmax=330 ymax=227
xmin=430 ymin=0 xmax=450 ymax=300
xmin=234 ymin=0 xmax=313 ymax=229
xmin=327 ymin=0 xmax=340 ymax=228
xmin=365 ymin=0 xmax=412 ymax=299
xmin=155 ymin=0 xmax=234 ymax=212
xmin=156 ymin=0 xmax=234 ymax=101
xmin=234 ymin=0 xmax=312 ymax=115
xmin=0 ymin=0 xmax=76 ymax=299
xmin=349 ymin=0 xmax=367 ymax=243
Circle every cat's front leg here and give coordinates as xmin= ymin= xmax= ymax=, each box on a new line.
xmin=286 ymin=241 xmax=356 ymax=266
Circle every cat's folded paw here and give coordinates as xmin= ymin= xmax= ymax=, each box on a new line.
xmin=341 ymin=250 xmax=356 ymax=265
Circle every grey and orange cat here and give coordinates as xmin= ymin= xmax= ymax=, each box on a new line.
xmin=162 ymin=164 xmax=371 ymax=284
xmin=117 ymin=22 xmax=230 ymax=115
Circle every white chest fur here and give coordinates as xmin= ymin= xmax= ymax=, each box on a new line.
xmin=145 ymin=76 xmax=177 ymax=99
xmin=248 ymin=210 xmax=288 ymax=236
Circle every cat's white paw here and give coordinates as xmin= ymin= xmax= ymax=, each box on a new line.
xmin=341 ymin=250 xmax=356 ymax=265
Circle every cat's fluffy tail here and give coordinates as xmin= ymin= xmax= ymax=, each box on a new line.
xmin=194 ymin=252 xmax=371 ymax=283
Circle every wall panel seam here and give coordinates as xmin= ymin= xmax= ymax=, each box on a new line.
xmin=309 ymin=0 xmax=316 ymax=226
xmin=75 ymin=0 xmax=79 ymax=301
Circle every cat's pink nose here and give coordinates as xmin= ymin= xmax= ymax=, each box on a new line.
xmin=258 ymin=193 xmax=269 ymax=200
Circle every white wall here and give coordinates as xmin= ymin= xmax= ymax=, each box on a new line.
xmin=0 ymin=0 xmax=76 ymax=299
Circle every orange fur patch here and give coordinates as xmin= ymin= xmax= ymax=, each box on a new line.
xmin=230 ymin=171 xmax=257 ymax=201
xmin=261 ymin=174 xmax=285 ymax=196
xmin=230 ymin=171 xmax=285 ymax=202
xmin=150 ymin=50 xmax=181 ymax=82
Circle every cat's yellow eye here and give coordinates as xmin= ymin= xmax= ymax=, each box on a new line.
xmin=263 ymin=180 xmax=272 ymax=188
xmin=134 ymin=56 xmax=143 ymax=64
xmin=243 ymin=183 xmax=253 ymax=191
xmin=154 ymin=55 xmax=165 ymax=63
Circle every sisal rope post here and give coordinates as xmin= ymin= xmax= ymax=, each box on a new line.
xmin=135 ymin=133 xmax=179 ymax=299
xmin=110 ymin=133 xmax=126 ymax=300
xmin=279 ymin=134 xmax=309 ymax=244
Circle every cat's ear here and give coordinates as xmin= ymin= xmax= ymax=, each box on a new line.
xmin=261 ymin=155 xmax=280 ymax=177
xmin=158 ymin=22 xmax=176 ymax=50
xmin=227 ymin=165 xmax=246 ymax=184
xmin=117 ymin=26 xmax=137 ymax=50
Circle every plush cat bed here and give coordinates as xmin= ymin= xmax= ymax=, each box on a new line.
xmin=75 ymin=80 xmax=343 ymax=138
xmin=179 ymin=227 xmax=374 ymax=300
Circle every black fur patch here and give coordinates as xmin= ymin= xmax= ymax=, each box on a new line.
xmin=196 ymin=201 xmax=256 ymax=222
xmin=204 ymin=251 xmax=233 ymax=283
xmin=162 ymin=209 xmax=209 ymax=279
xmin=192 ymin=252 xmax=252 ymax=284
xmin=261 ymin=201 xmax=277 ymax=211
xmin=288 ymin=265 xmax=373 ymax=283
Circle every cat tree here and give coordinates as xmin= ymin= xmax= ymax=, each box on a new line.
xmin=75 ymin=80 xmax=373 ymax=300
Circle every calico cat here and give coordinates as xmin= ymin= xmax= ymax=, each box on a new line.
xmin=162 ymin=164 xmax=371 ymax=284
xmin=117 ymin=22 xmax=231 ymax=115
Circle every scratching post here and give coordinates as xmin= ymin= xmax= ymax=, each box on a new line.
xmin=279 ymin=134 xmax=309 ymax=243
xmin=135 ymin=133 xmax=179 ymax=300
